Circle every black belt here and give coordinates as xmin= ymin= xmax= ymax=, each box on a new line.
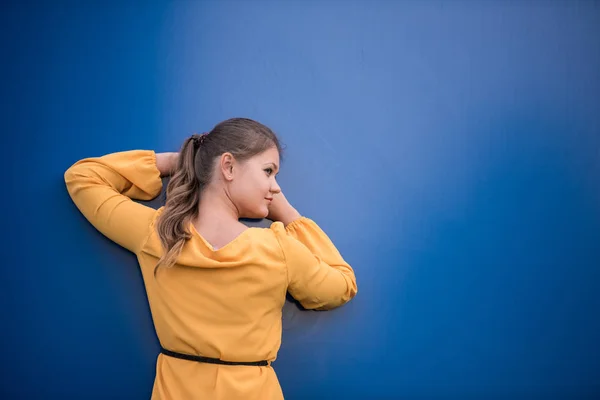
xmin=160 ymin=347 xmax=269 ymax=367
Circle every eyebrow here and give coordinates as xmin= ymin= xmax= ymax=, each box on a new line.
xmin=264 ymin=162 xmax=279 ymax=172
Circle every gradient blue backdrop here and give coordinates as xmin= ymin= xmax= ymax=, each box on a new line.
xmin=2 ymin=1 xmax=599 ymax=399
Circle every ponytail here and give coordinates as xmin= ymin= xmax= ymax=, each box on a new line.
xmin=153 ymin=118 xmax=282 ymax=275
xmin=154 ymin=135 xmax=203 ymax=273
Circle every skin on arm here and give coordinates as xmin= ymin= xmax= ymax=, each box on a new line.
xmin=156 ymin=152 xmax=179 ymax=177
xmin=267 ymin=191 xmax=302 ymax=226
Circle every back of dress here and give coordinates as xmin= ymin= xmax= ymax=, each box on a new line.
xmin=65 ymin=149 xmax=357 ymax=399
xmin=139 ymin=217 xmax=290 ymax=363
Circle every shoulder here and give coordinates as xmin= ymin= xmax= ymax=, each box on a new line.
xmin=267 ymin=220 xmax=286 ymax=235
xmin=245 ymin=222 xmax=289 ymax=253
xmin=246 ymin=221 xmax=286 ymax=244
xmin=148 ymin=206 xmax=164 ymax=229
xmin=254 ymin=218 xmax=316 ymax=240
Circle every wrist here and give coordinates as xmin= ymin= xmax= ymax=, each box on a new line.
xmin=280 ymin=208 xmax=302 ymax=226
xmin=156 ymin=152 xmax=178 ymax=177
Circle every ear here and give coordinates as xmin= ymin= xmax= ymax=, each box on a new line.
xmin=219 ymin=152 xmax=236 ymax=181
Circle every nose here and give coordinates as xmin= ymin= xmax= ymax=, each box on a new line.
xmin=270 ymin=178 xmax=281 ymax=194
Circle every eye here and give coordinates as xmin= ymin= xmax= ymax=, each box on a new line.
xmin=264 ymin=168 xmax=273 ymax=176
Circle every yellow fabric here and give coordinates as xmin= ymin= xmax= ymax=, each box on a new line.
xmin=64 ymin=150 xmax=358 ymax=399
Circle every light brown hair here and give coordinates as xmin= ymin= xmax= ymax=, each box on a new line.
xmin=155 ymin=118 xmax=282 ymax=273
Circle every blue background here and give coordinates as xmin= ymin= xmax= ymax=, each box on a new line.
xmin=2 ymin=1 xmax=599 ymax=398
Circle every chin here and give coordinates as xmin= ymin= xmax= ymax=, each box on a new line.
xmin=241 ymin=207 xmax=269 ymax=220
xmin=258 ymin=207 xmax=269 ymax=219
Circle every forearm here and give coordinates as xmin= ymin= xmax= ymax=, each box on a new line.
xmin=280 ymin=208 xmax=302 ymax=227
xmin=155 ymin=152 xmax=179 ymax=177
xmin=64 ymin=150 xmax=161 ymax=253
xmin=267 ymin=192 xmax=302 ymax=226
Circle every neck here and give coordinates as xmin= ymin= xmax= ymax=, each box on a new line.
xmin=194 ymin=183 xmax=239 ymax=227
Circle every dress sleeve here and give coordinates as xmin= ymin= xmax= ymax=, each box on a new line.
xmin=64 ymin=150 xmax=163 ymax=254
xmin=274 ymin=217 xmax=358 ymax=310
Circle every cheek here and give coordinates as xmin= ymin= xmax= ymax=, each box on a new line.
xmin=246 ymin=172 xmax=270 ymax=195
xmin=231 ymin=178 xmax=266 ymax=209
xmin=233 ymin=186 xmax=269 ymax=218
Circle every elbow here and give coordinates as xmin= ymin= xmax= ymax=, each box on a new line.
xmin=64 ymin=164 xmax=81 ymax=192
xmin=328 ymin=271 xmax=358 ymax=309
xmin=64 ymin=159 xmax=82 ymax=183
xmin=64 ymin=166 xmax=74 ymax=184
xmin=307 ymin=279 xmax=358 ymax=311
xmin=64 ymin=166 xmax=75 ymax=190
xmin=329 ymin=284 xmax=358 ymax=310
xmin=312 ymin=294 xmax=356 ymax=311
xmin=64 ymin=161 xmax=88 ymax=195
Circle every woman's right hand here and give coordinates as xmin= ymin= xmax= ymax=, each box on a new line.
xmin=155 ymin=152 xmax=179 ymax=177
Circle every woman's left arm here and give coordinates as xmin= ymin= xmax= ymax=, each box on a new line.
xmin=65 ymin=150 xmax=167 ymax=254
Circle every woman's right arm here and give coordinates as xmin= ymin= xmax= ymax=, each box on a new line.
xmin=64 ymin=150 xmax=172 ymax=254
xmin=155 ymin=152 xmax=179 ymax=177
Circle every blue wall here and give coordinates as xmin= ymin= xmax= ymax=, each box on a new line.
xmin=3 ymin=1 xmax=599 ymax=398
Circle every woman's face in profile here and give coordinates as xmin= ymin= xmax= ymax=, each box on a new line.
xmin=228 ymin=146 xmax=281 ymax=219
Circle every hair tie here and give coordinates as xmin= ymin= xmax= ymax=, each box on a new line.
xmin=192 ymin=132 xmax=209 ymax=147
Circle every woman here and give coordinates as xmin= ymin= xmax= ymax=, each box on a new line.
xmin=65 ymin=117 xmax=357 ymax=399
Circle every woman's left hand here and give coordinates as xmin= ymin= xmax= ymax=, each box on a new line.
xmin=267 ymin=192 xmax=301 ymax=226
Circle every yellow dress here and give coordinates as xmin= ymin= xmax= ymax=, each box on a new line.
xmin=64 ymin=150 xmax=358 ymax=399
